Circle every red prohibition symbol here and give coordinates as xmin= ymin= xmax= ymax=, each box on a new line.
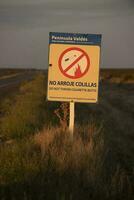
xmin=58 ymin=47 xmax=90 ymax=79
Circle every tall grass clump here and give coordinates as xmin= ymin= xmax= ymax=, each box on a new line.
xmin=0 ymin=73 xmax=47 ymax=139
xmin=34 ymin=123 xmax=134 ymax=200
xmin=34 ymin=122 xmax=107 ymax=199
xmin=0 ymin=121 xmax=105 ymax=200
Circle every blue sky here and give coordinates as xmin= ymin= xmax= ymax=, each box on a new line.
xmin=0 ymin=0 xmax=134 ymax=68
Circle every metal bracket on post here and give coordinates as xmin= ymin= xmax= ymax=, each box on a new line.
xmin=69 ymin=101 xmax=75 ymax=140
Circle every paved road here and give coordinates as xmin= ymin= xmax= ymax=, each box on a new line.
xmin=0 ymin=71 xmax=36 ymax=89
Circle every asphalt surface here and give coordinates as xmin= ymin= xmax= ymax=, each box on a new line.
xmin=0 ymin=71 xmax=36 ymax=89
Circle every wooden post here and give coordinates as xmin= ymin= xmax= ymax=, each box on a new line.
xmin=69 ymin=102 xmax=75 ymax=139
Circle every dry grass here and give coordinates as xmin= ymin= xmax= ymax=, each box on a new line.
xmin=34 ymin=122 xmax=105 ymax=180
xmin=0 ymin=121 xmax=133 ymax=199
xmin=0 ymin=121 xmax=106 ymax=199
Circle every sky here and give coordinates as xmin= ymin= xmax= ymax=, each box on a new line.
xmin=0 ymin=0 xmax=134 ymax=69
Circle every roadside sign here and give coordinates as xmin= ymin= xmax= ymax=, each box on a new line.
xmin=47 ymin=32 xmax=102 ymax=103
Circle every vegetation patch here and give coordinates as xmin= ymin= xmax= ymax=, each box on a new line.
xmin=0 ymin=74 xmax=48 ymax=139
xmin=0 ymin=71 xmax=133 ymax=199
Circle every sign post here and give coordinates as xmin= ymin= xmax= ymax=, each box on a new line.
xmin=47 ymin=32 xmax=102 ymax=138
xmin=69 ymin=102 xmax=75 ymax=138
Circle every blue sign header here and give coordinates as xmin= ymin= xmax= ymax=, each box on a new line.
xmin=49 ymin=32 xmax=101 ymax=46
